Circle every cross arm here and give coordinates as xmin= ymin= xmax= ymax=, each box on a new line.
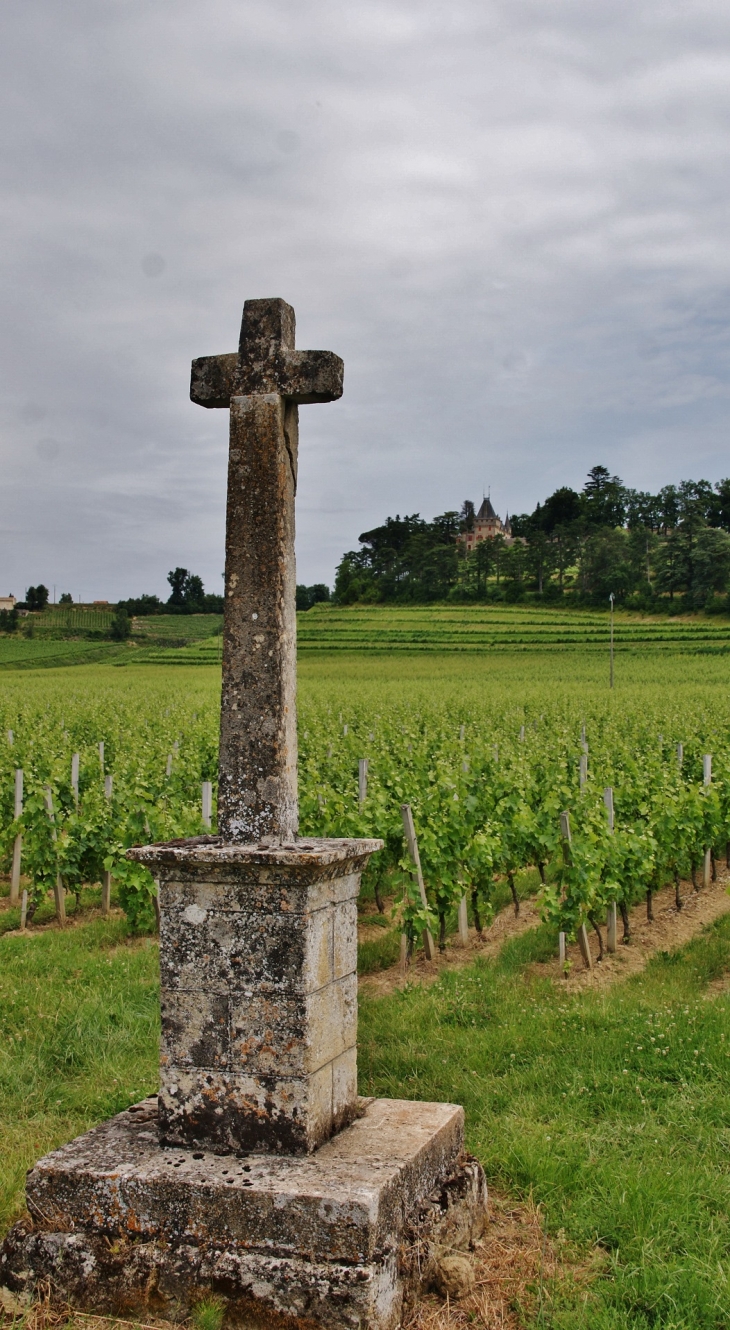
xmin=190 ymin=348 xmax=343 ymax=408
xmin=279 ymin=350 xmax=344 ymax=403
xmin=190 ymin=353 xmax=238 ymax=409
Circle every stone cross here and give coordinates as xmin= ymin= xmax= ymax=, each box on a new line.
xmin=191 ymin=298 xmax=343 ymax=844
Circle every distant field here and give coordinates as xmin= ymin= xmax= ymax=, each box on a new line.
xmin=3 ymin=604 xmax=730 ymax=670
xmin=0 ymin=639 xmax=128 ymax=670
xmin=129 ymin=614 xmax=223 ymax=642
xmin=30 ymin=607 xmax=114 ymax=636
xmin=0 ymin=614 xmax=223 ymax=669
xmin=296 ymin=603 xmax=730 ymax=653
xmin=127 ymin=603 xmax=730 ymax=667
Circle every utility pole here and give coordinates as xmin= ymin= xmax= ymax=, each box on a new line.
xmin=609 ymin=592 xmax=615 ymax=690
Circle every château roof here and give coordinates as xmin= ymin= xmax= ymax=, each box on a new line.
xmin=476 ymin=496 xmax=498 ymax=522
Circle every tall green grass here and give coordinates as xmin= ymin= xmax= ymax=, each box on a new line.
xmin=0 ymin=920 xmax=159 ymax=1231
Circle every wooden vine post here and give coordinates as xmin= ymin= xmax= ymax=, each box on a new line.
xmin=358 ymin=759 xmax=368 ymax=810
xmin=202 ymin=780 xmax=213 ymax=828
xmin=10 ymin=768 xmax=23 ymax=906
xmin=400 ymin=804 xmax=436 ymax=961
xmin=560 ymin=809 xmax=592 ymax=971
xmin=558 ymin=811 xmax=567 ymax=966
xmin=456 ymin=893 xmax=469 ymax=946
xmin=43 ymin=787 xmax=66 ymax=925
xmin=703 ymin=754 xmax=712 ymax=888
xmin=101 ymin=774 xmax=113 ymax=915
xmin=604 ymin=786 xmax=617 ymax=953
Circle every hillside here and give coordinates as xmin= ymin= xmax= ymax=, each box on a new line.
xmin=296 ymin=602 xmax=730 ymax=654
xmin=3 ymin=603 xmax=730 ymax=669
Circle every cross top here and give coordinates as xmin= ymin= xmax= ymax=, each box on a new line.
xmin=191 ymin=297 xmax=344 ymax=410
xmin=191 ymin=297 xmax=343 ymax=844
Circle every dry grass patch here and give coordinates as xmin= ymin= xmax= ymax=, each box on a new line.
xmin=404 ymin=1193 xmax=600 ymax=1330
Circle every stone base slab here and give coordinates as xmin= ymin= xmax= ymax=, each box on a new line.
xmin=1 ymin=1097 xmax=487 ymax=1330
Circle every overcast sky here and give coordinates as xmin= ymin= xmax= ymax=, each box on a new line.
xmin=2 ymin=0 xmax=730 ymax=600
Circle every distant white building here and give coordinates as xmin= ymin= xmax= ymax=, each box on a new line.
xmin=0 ymin=595 xmax=16 ymax=613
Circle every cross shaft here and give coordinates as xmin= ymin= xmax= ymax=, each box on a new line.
xmin=191 ymin=298 xmax=343 ymax=843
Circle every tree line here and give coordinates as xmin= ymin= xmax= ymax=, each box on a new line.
xmin=120 ymin=568 xmax=223 ymax=616
xmin=0 ymin=570 xmax=224 ymax=638
xmin=332 ymin=467 xmax=730 ymax=610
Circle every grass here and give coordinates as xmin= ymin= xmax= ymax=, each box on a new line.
xmin=128 ymin=614 xmax=223 ymax=642
xmin=360 ymin=917 xmax=730 ymax=1328
xmin=0 ymin=639 xmax=130 ymax=669
xmin=0 ymin=918 xmax=159 ymax=1234
xmin=0 ymin=879 xmax=125 ymax=935
xmin=0 ymin=614 xmax=223 ymax=670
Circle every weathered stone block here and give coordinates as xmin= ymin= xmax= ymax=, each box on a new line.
xmin=158 ymin=1067 xmax=335 ymax=1154
xmin=333 ymin=899 xmax=358 ymax=979
xmin=1 ymin=1097 xmax=487 ymax=1330
xmin=332 ymin=1046 xmax=358 ymax=1122
xmin=161 ymin=992 xmax=230 ymax=1069
xmin=228 ymin=972 xmax=357 ymax=1076
xmin=130 ymin=836 xmax=381 ymax=1154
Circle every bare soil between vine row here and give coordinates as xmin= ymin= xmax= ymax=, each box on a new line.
xmin=360 ymin=868 xmax=730 ymax=998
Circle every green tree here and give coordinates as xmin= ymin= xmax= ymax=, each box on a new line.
xmin=470 ymin=539 xmax=494 ymax=598
xmin=582 ymin=466 xmax=626 ymax=528
xmin=627 ymin=526 xmax=659 ymax=598
xmin=296 ymin=584 xmax=331 ymax=611
xmin=579 ymin=528 xmax=632 ymax=603
xmin=110 ymin=606 xmax=131 ymax=640
xmin=167 ymin=568 xmax=205 ymax=612
xmin=459 ymin=499 xmax=476 ymax=531
xmin=540 ymin=486 xmax=582 ymax=532
xmin=709 ymin=479 xmax=730 ymax=532
xmin=691 ymin=528 xmax=730 ymax=605
xmin=654 ymin=528 xmax=689 ymax=601
xmin=26 ymin=585 xmax=49 ymax=611
xmin=525 ymin=529 xmax=554 ymax=594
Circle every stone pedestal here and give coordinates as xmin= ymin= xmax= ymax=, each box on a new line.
xmin=1 ymin=836 xmax=488 ymax=1329
xmin=132 ymin=836 xmax=381 ymax=1155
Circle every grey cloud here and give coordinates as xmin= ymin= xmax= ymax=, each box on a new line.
xmin=2 ymin=0 xmax=730 ymax=597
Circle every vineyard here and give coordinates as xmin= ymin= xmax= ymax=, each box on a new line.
xmin=295 ymin=603 xmax=730 ymax=654
xmin=3 ymin=604 xmax=730 ymax=672
xmin=3 ymin=650 xmax=730 ymax=1327
xmin=3 ymin=652 xmax=730 ymax=966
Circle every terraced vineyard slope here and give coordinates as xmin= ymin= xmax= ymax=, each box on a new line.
xmin=296 ymin=604 xmax=730 ymax=653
